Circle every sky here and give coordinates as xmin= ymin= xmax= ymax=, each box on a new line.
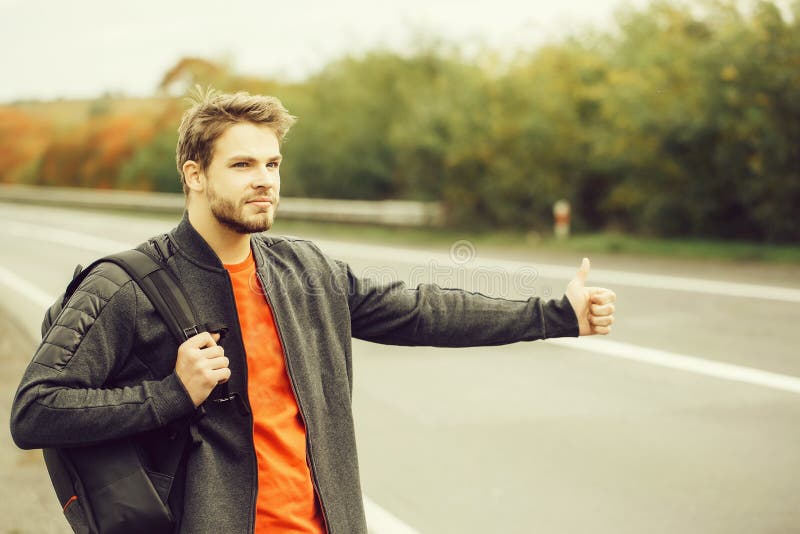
xmin=0 ymin=0 xmax=670 ymax=102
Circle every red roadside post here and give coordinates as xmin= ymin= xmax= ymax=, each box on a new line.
xmin=553 ymin=199 xmax=570 ymax=240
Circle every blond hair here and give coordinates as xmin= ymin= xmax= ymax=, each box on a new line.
xmin=176 ymin=88 xmax=297 ymax=194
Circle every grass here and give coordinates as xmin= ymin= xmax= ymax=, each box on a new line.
xmin=554 ymin=234 xmax=800 ymax=262
xmin=268 ymin=218 xmax=800 ymax=264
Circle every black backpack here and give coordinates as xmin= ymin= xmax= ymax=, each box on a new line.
xmin=41 ymin=235 xmax=204 ymax=534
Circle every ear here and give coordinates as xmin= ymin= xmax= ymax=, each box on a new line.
xmin=183 ymin=160 xmax=204 ymax=193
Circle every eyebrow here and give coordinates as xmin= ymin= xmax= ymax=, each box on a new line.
xmin=225 ymin=154 xmax=282 ymax=163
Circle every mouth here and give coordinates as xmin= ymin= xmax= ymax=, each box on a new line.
xmin=246 ymin=197 xmax=274 ymax=208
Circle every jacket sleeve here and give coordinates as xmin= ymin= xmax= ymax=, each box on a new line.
xmin=337 ymin=260 xmax=579 ymax=346
xmin=10 ymin=265 xmax=196 ymax=450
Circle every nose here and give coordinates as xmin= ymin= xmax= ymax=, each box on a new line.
xmin=252 ymin=165 xmax=279 ymax=189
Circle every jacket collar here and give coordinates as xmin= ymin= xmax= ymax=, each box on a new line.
xmin=169 ymin=211 xmax=282 ymax=272
xmin=170 ymin=211 xmax=231 ymax=271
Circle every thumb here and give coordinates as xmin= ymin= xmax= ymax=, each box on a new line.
xmin=575 ymin=257 xmax=590 ymax=284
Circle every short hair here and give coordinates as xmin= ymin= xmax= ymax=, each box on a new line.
xmin=176 ymin=88 xmax=297 ymax=194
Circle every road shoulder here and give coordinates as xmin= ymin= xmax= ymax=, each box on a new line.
xmin=0 ymin=307 xmax=69 ymax=533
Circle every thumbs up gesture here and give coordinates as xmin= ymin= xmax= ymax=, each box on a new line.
xmin=565 ymin=258 xmax=616 ymax=336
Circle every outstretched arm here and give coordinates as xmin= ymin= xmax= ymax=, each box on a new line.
xmin=342 ymin=255 xmax=615 ymax=346
xmin=342 ymin=261 xmax=579 ymax=347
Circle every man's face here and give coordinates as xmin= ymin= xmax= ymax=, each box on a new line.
xmin=202 ymin=122 xmax=282 ymax=234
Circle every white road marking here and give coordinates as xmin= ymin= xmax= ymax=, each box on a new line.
xmin=2 ymin=214 xmax=798 ymax=304
xmin=314 ymin=239 xmax=800 ymax=303
xmin=2 ymin=218 xmax=798 ymax=303
xmin=0 ymin=265 xmax=53 ymax=309
xmin=3 ymin=220 xmax=131 ymax=253
xmin=364 ymin=496 xmax=422 ymax=534
xmin=0 ymin=223 xmax=423 ymax=534
xmin=548 ymin=337 xmax=800 ymax=395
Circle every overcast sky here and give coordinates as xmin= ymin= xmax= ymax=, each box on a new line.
xmin=1 ymin=0 xmax=666 ymax=102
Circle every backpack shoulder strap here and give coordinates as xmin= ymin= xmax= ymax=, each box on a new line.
xmin=106 ymin=248 xmax=201 ymax=343
xmin=60 ymin=236 xmax=201 ymax=344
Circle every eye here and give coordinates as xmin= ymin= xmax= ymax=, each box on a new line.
xmin=233 ymin=161 xmax=249 ymax=168
xmin=267 ymin=161 xmax=280 ymax=169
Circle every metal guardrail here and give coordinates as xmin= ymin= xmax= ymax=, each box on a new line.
xmin=0 ymin=184 xmax=444 ymax=227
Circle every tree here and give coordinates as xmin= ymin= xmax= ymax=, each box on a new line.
xmin=0 ymin=107 xmax=51 ymax=184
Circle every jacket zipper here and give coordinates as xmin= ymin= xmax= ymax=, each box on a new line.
xmin=256 ymin=269 xmax=332 ymax=534
xmin=222 ymin=270 xmax=260 ymax=534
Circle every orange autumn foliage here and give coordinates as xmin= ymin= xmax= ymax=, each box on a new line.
xmin=0 ymin=107 xmax=51 ymax=184
xmin=38 ymin=112 xmax=156 ymax=189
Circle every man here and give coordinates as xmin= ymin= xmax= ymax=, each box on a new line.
xmin=11 ymin=90 xmax=616 ymax=533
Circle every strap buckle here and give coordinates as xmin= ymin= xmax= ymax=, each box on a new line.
xmin=183 ymin=325 xmax=201 ymax=339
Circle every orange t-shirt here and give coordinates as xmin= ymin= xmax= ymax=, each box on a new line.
xmin=224 ymin=251 xmax=326 ymax=533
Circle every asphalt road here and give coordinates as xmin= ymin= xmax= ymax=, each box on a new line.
xmin=1 ymin=202 xmax=798 ymax=534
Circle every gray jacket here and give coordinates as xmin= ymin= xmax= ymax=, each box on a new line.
xmin=11 ymin=214 xmax=579 ymax=533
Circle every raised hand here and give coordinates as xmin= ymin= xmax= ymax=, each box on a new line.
xmin=565 ymin=258 xmax=616 ymax=336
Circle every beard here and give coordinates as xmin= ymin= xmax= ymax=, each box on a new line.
xmin=207 ymin=185 xmax=276 ymax=234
